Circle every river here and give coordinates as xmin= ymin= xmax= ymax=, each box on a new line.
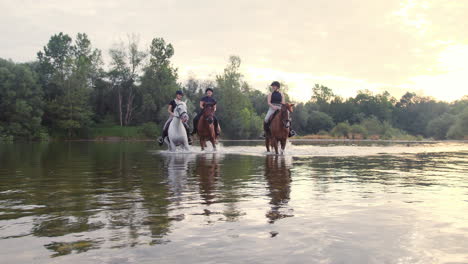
xmin=0 ymin=141 xmax=467 ymax=263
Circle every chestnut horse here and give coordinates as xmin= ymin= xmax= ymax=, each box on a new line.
xmin=196 ymin=103 xmax=218 ymax=151
xmin=266 ymin=103 xmax=295 ymax=155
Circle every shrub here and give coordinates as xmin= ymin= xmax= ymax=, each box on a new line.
xmin=138 ymin=122 xmax=161 ymax=139
xmin=331 ymin=122 xmax=351 ymax=138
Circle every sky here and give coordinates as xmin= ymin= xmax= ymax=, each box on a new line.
xmin=1 ymin=0 xmax=467 ymax=102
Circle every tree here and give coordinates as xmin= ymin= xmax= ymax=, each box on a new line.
xmin=215 ymin=56 xmax=253 ymax=138
xmin=426 ymin=113 xmax=456 ymax=139
xmin=306 ymin=111 xmax=335 ymax=134
xmin=139 ymin=37 xmax=180 ymax=124
xmin=108 ymin=35 xmax=146 ymax=126
xmin=331 ymin=122 xmax=351 ymax=138
xmin=447 ymin=106 xmax=468 ymax=139
xmin=0 ymin=59 xmax=44 ymax=139
xmin=37 ymin=32 xmax=100 ymax=137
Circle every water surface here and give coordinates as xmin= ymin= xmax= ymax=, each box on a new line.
xmin=0 ymin=141 xmax=467 ymax=263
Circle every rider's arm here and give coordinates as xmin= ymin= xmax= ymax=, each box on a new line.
xmin=199 ymin=101 xmax=204 ymax=109
xmin=281 ymin=92 xmax=285 ymax=104
xmin=214 ymin=104 xmax=217 ymax=111
xmin=168 ymin=104 xmax=174 ymax=116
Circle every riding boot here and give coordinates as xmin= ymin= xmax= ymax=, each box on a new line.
xmin=158 ymin=124 xmax=169 ymax=146
xmin=262 ymin=122 xmax=270 ymax=138
xmin=288 ymin=129 xmax=297 ymax=137
xmin=191 ymin=115 xmax=199 ymax=135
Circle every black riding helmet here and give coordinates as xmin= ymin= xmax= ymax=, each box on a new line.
xmin=271 ymin=81 xmax=280 ymax=88
xmin=176 ymin=90 xmax=184 ymax=95
xmin=205 ymin=87 xmax=214 ymax=93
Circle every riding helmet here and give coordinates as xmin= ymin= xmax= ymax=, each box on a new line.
xmin=176 ymin=90 xmax=184 ymax=95
xmin=271 ymin=81 xmax=281 ymax=88
xmin=205 ymin=87 xmax=214 ymax=93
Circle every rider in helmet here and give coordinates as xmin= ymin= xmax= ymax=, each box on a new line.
xmin=157 ymin=90 xmax=192 ymax=146
xmin=263 ymin=81 xmax=296 ymax=137
xmin=191 ymin=87 xmax=220 ymax=136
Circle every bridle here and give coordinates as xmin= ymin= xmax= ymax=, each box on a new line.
xmin=203 ymin=104 xmax=215 ymax=124
xmin=174 ymin=104 xmax=188 ymax=121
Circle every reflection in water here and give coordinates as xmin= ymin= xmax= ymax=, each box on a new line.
xmin=264 ymin=156 xmax=293 ymax=224
xmin=164 ymin=153 xmax=196 ymax=203
xmin=0 ymin=142 xmax=467 ymax=263
xmin=194 ymin=154 xmax=221 ymax=206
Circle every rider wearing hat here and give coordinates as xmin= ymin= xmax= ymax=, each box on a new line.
xmin=157 ymin=90 xmax=192 ymax=146
xmin=191 ymin=87 xmax=220 ymax=136
xmin=263 ymin=81 xmax=296 ymax=137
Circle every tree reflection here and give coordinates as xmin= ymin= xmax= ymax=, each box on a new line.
xmin=264 ymin=155 xmax=293 ymax=224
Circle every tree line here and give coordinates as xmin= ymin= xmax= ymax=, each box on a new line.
xmin=0 ymin=32 xmax=467 ymax=141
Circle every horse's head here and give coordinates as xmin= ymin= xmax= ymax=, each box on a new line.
xmin=280 ymin=103 xmax=295 ymax=128
xmin=174 ymin=102 xmax=189 ymax=123
xmin=202 ymin=103 xmax=216 ymax=124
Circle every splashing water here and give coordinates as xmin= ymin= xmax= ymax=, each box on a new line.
xmin=155 ymin=141 xmax=468 ymax=157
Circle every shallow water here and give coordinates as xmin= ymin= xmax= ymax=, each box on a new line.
xmin=0 ymin=141 xmax=467 ymax=264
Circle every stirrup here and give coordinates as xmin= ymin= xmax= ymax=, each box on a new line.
xmin=188 ymin=137 xmax=193 ymax=145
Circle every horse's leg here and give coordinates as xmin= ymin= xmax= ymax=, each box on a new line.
xmin=183 ymin=139 xmax=190 ymax=151
xmin=280 ymin=139 xmax=287 ymax=155
xmin=211 ymin=137 xmax=217 ymax=151
xmin=265 ymin=137 xmax=270 ymax=152
xmin=200 ymin=137 xmax=205 ymax=151
xmin=169 ymin=138 xmax=177 ymax=152
xmin=273 ymin=139 xmax=279 ymax=155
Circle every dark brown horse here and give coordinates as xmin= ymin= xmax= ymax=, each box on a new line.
xmin=266 ymin=103 xmax=295 ymax=155
xmin=196 ymin=103 xmax=218 ymax=151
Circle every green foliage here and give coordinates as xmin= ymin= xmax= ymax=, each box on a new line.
xmin=447 ymin=106 xmax=468 ymax=139
xmin=306 ymin=111 xmax=335 ymax=133
xmin=108 ymin=35 xmax=146 ymax=126
xmin=138 ymin=122 xmax=161 ymax=138
xmin=1 ymin=32 xmax=468 ymax=140
xmin=215 ymin=56 xmax=257 ymax=139
xmin=331 ymin=122 xmax=351 ymax=138
xmin=361 ymin=116 xmax=384 ymax=135
xmin=139 ymin=38 xmax=179 ymax=124
xmin=426 ymin=113 xmax=456 ymax=139
xmin=38 ymin=32 xmax=100 ymax=138
xmin=350 ymin=124 xmax=368 ymax=139
xmin=0 ymin=59 xmax=44 ymax=140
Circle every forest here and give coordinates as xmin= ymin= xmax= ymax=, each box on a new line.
xmin=1 ymin=32 xmax=467 ymax=141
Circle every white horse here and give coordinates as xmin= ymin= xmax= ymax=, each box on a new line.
xmin=165 ymin=102 xmax=190 ymax=151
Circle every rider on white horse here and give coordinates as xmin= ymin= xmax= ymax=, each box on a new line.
xmin=158 ymin=90 xmax=192 ymax=146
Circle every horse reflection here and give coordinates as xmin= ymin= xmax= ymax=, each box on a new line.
xmin=164 ymin=154 xmax=196 ymax=203
xmin=264 ymin=155 xmax=293 ymax=223
xmin=194 ymin=154 xmax=222 ymax=206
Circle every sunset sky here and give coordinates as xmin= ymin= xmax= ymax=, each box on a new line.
xmin=1 ymin=0 xmax=467 ymax=102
